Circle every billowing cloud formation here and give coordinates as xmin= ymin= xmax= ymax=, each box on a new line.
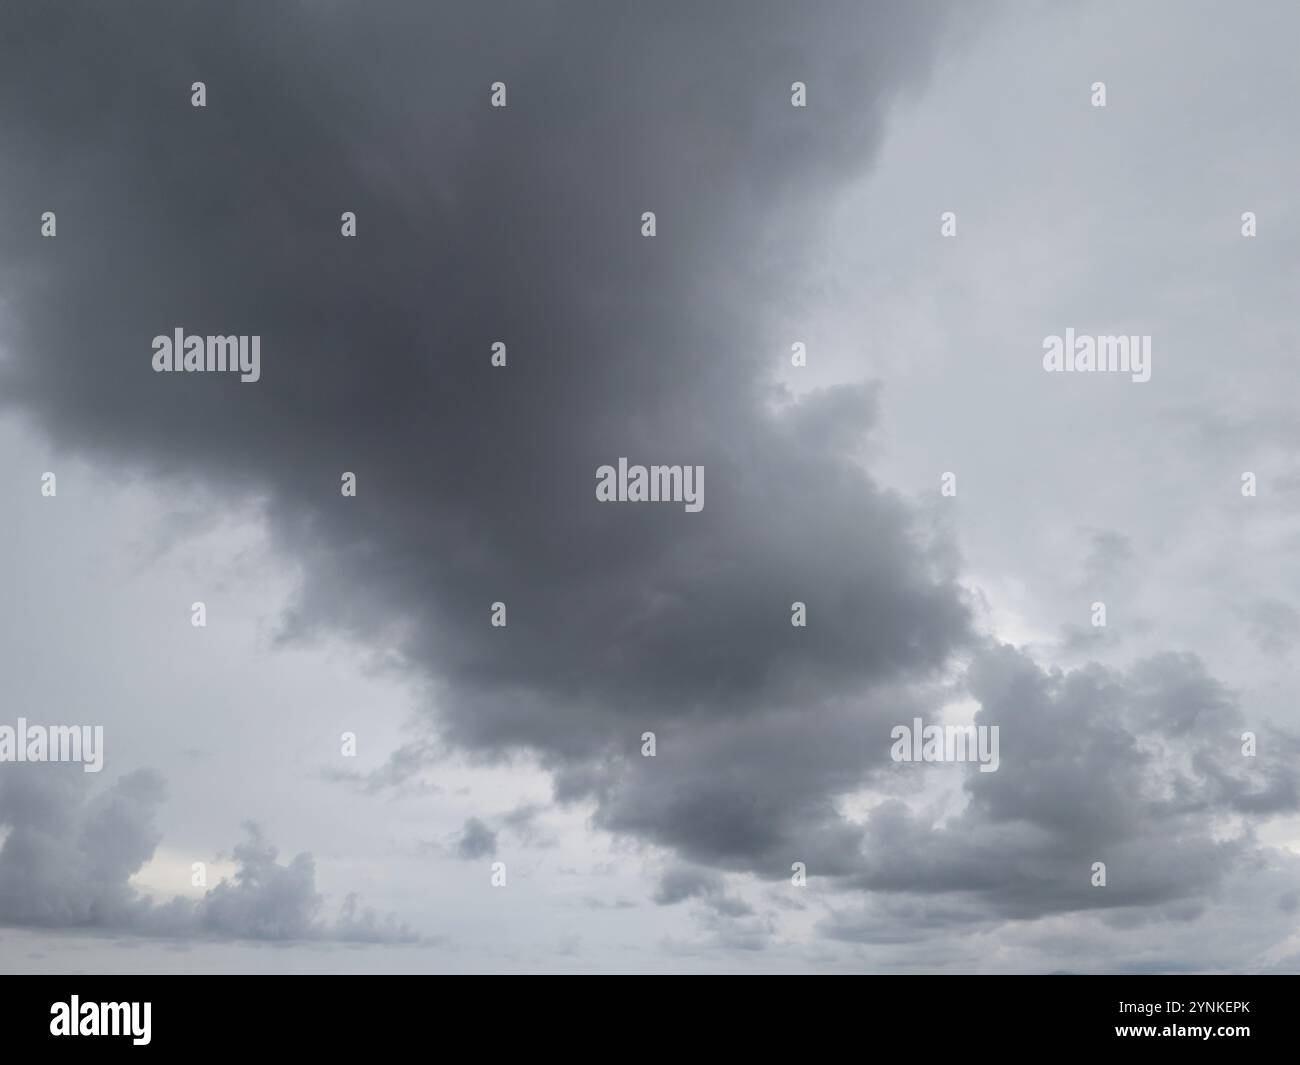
xmin=0 ymin=766 xmax=166 ymax=928
xmin=0 ymin=3 xmax=969 ymax=869
xmin=0 ymin=765 xmax=414 ymax=942
xmin=823 ymin=647 xmax=1300 ymax=936
xmin=0 ymin=0 xmax=1297 ymax=962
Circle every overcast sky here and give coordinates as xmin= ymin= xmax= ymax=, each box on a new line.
xmin=2 ymin=0 xmax=1299 ymax=974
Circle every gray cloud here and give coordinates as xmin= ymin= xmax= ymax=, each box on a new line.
xmin=0 ymin=766 xmax=166 ymax=929
xmin=1080 ymin=528 xmax=1135 ymax=587
xmin=837 ymin=646 xmax=1300 ymax=918
xmin=0 ymin=2 xmax=970 ymax=885
xmin=2 ymin=0 xmax=1299 ymax=970
xmin=654 ymin=866 xmax=727 ymax=907
xmin=454 ymin=817 xmax=497 ymax=861
xmin=1240 ymin=597 xmax=1300 ymax=658
xmin=653 ymin=865 xmax=760 ymax=953
xmin=0 ymin=765 xmax=414 ymax=942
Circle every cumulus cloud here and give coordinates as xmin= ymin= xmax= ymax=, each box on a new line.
xmin=834 ymin=647 xmax=1300 ymax=919
xmin=0 ymin=0 xmax=970 ymax=896
xmin=0 ymin=765 xmax=415 ymax=942
xmin=1 ymin=0 xmax=1297 ymax=969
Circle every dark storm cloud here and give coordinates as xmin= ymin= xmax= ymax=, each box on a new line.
xmin=826 ymin=645 xmax=1300 ymax=926
xmin=0 ymin=2 xmax=971 ymax=876
xmin=4 ymin=0 xmax=1292 ymax=952
xmin=0 ymin=765 xmax=415 ymax=942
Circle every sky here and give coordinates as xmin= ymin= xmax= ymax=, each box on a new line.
xmin=1 ymin=0 xmax=1298 ymax=974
